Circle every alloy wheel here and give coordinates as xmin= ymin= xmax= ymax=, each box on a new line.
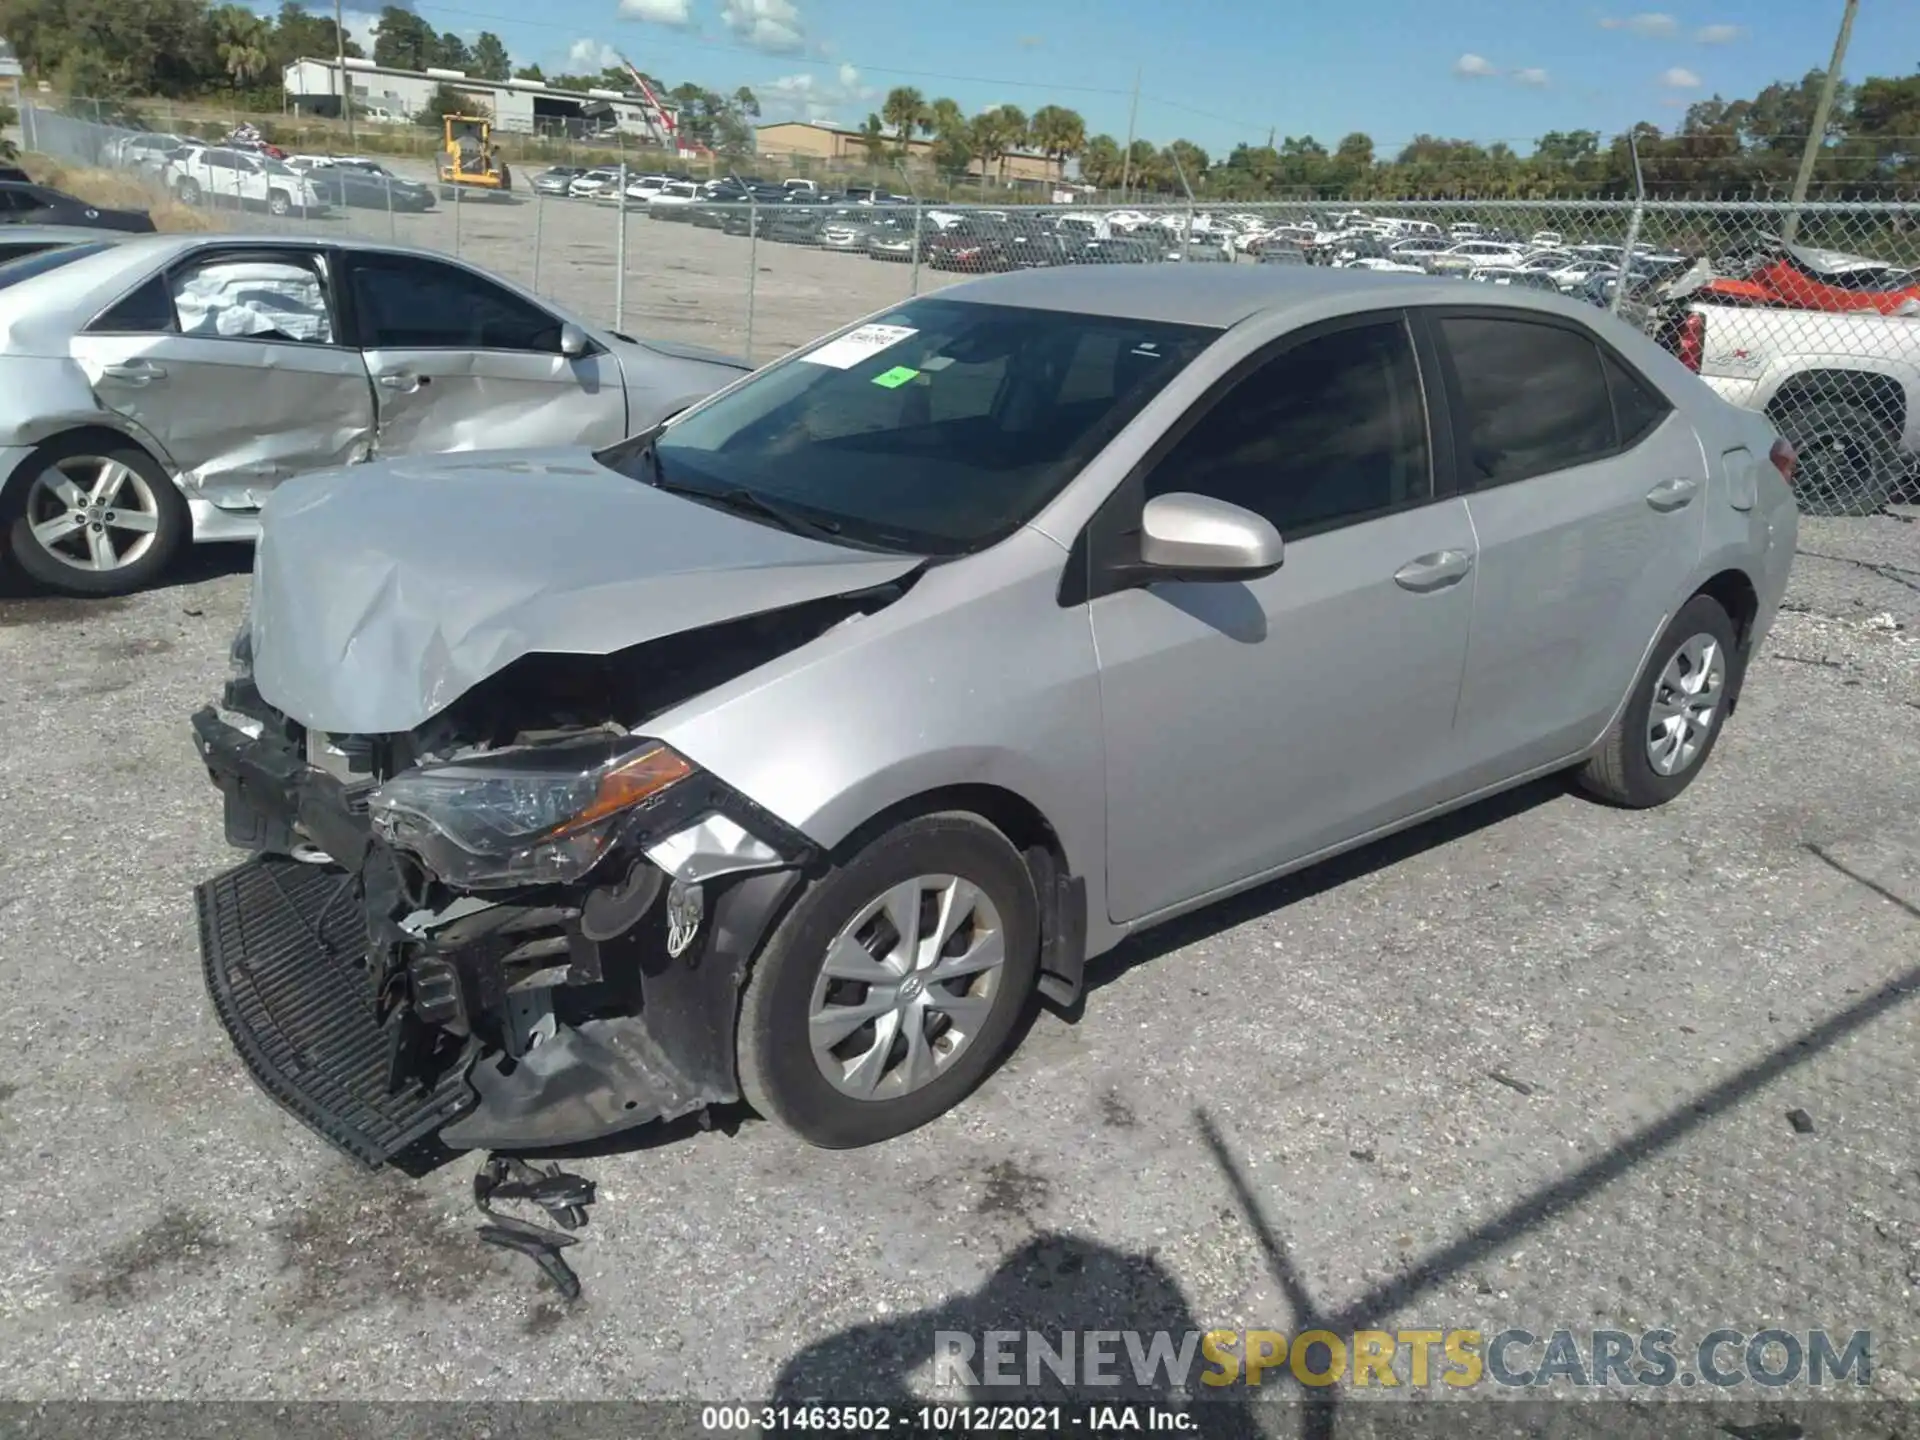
xmin=23 ymin=456 xmax=164 ymax=574
xmin=807 ymin=874 xmax=1007 ymax=1101
xmin=1645 ymin=633 xmax=1726 ymax=776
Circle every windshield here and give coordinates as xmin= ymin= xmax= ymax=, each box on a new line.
xmin=0 ymin=241 xmax=114 ymax=290
xmin=601 ymin=297 xmax=1217 ymax=556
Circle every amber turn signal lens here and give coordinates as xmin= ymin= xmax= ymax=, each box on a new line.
xmin=548 ymin=744 xmax=695 ymax=837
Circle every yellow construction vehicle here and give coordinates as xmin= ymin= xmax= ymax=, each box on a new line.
xmin=436 ymin=115 xmax=512 ymax=194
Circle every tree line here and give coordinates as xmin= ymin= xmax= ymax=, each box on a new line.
xmin=0 ymin=0 xmax=1914 ymax=199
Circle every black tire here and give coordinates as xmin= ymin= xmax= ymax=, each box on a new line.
xmin=1773 ymin=400 xmax=1899 ymax=517
xmin=5 ymin=434 xmax=187 ymax=597
xmin=175 ymin=177 xmax=202 ymax=206
xmin=1577 ymin=594 xmax=1740 ymax=809
xmin=736 ymin=812 xmax=1041 ymax=1148
xmin=267 ymin=188 xmax=291 ymax=217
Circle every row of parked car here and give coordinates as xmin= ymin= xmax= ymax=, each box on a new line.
xmin=103 ymin=131 xmax=438 ymax=215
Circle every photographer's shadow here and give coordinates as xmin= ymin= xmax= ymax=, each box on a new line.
xmin=770 ymin=1232 xmax=1261 ymax=1438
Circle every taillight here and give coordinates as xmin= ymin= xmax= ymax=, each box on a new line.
xmin=1769 ymin=437 xmax=1796 ymax=485
xmin=1676 ymin=311 xmax=1705 ymax=372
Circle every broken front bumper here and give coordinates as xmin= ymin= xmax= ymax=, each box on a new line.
xmin=190 ymin=703 xmax=806 ymax=1168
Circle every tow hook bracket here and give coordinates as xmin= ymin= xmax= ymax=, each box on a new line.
xmin=473 ymin=1154 xmax=599 ymax=1300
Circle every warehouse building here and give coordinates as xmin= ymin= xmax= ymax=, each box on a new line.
xmin=283 ymin=57 xmax=679 ymax=145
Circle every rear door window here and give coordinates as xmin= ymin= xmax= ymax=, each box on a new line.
xmin=1437 ymin=315 xmax=1619 ymax=486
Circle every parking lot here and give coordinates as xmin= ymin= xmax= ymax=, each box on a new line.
xmin=0 ymin=483 xmax=1916 ymax=1410
xmin=214 ymin=160 xmax=973 ymax=364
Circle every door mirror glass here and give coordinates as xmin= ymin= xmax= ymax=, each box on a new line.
xmin=1139 ymin=492 xmax=1284 ymax=579
xmin=559 ymin=322 xmax=590 ymax=358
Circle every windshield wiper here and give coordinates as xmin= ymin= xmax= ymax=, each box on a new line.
xmin=652 ymin=477 xmax=844 ymax=540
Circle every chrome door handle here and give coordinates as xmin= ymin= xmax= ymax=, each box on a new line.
xmin=1393 ymin=549 xmax=1473 ymax=593
xmin=100 ymin=361 xmax=165 ymax=385
xmin=376 ymin=373 xmax=426 ymax=392
xmin=1646 ymin=477 xmax=1698 ymax=511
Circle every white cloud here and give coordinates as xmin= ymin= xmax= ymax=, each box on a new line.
xmin=1661 ymin=65 xmax=1703 ymax=87
xmin=720 ymin=0 xmax=806 ymax=54
xmin=339 ymin=8 xmax=382 ymax=48
xmin=1513 ymin=67 xmax=1550 ymax=87
xmin=567 ymin=38 xmax=621 ymax=71
xmin=1453 ymin=53 xmax=1499 ymax=77
xmin=1600 ymin=12 xmax=1680 ymax=35
xmin=1695 ymin=23 xmax=1746 ymax=43
xmin=619 ymin=0 xmax=692 ymax=25
xmin=760 ymin=62 xmax=875 ymax=125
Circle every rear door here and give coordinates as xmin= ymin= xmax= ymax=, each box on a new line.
xmin=1424 ymin=307 xmax=1705 ymax=785
xmin=68 ymin=245 xmax=376 ymax=510
xmin=337 ymin=250 xmax=628 ymax=455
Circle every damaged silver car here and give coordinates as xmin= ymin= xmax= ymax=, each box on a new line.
xmin=0 ymin=235 xmax=746 ymax=596
xmin=191 ymin=267 xmax=1798 ymax=1169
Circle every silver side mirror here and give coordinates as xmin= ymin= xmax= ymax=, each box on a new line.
xmin=1139 ymin=492 xmax=1284 ymax=580
xmin=559 ymin=322 xmax=590 ymax=359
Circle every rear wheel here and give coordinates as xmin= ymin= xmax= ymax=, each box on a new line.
xmin=1577 ymin=594 xmax=1738 ymax=809
xmin=5 ymin=436 xmax=186 ymax=597
xmin=1773 ymin=400 xmax=1899 ymax=517
xmin=736 ymin=813 xmax=1040 ymax=1148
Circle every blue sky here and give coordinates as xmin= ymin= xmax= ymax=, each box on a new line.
xmin=312 ymin=0 xmax=1920 ymax=156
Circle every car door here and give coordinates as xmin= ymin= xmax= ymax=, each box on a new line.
xmin=1425 ymin=308 xmax=1706 ymax=785
xmin=67 ymin=245 xmax=376 ymax=510
xmin=339 ymin=250 xmax=627 ymax=455
xmin=1089 ymin=312 xmax=1480 ymax=924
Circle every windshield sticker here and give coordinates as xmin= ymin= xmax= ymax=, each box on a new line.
xmin=871 ymin=365 xmax=920 ymax=389
xmin=800 ymin=323 xmax=919 ymax=370
xmin=918 ymin=356 xmax=955 ymax=371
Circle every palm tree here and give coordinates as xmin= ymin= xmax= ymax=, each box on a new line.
xmin=855 ymin=114 xmax=891 ymax=167
xmin=968 ymin=109 xmax=1013 ymax=192
xmin=881 ymin=86 xmax=927 ymax=154
xmin=211 ymin=4 xmax=273 ymax=87
xmin=1028 ymin=105 xmax=1086 ymax=180
xmin=1079 ymin=133 xmax=1123 ymax=189
xmin=929 ymin=97 xmax=964 ymax=137
xmin=992 ymin=105 xmax=1028 ymax=181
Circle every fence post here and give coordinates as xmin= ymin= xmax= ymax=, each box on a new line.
xmin=910 ymin=196 xmax=923 ymax=296
xmin=1610 ymin=133 xmax=1647 ymax=318
xmin=744 ymin=193 xmax=758 ymax=364
xmin=614 ymin=162 xmax=629 ymax=330
xmin=531 ymin=189 xmax=544 ymax=296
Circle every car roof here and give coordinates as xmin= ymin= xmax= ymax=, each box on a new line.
xmin=938 ymin=263 xmax=1625 ymax=329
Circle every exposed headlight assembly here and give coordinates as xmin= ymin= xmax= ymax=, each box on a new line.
xmin=368 ymin=736 xmax=695 ymax=889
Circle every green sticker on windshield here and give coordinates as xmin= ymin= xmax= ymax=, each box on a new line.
xmin=872 ymin=365 xmax=919 ymax=388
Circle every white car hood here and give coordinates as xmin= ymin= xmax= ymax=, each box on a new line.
xmin=248 ymin=448 xmax=922 ymax=736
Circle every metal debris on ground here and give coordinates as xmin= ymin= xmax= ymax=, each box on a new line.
xmin=1786 ymin=1108 xmax=1817 ymax=1135
xmin=473 ymin=1154 xmax=598 ymax=1300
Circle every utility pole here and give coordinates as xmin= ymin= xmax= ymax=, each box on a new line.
xmin=335 ymin=0 xmax=355 ymax=144
xmin=1782 ymin=0 xmax=1857 ymax=243
xmin=1118 ymin=66 xmax=1140 ymax=203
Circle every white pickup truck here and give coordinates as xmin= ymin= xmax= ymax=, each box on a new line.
xmin=1651 ymin=246 xmax=1919 ymax=515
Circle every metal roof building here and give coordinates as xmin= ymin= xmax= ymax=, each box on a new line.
xmin=283 ymin=57 xmax=678 ymax=145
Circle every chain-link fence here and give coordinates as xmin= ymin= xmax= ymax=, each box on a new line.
xmin=20 ymin=100 xmax=1920 ymax=515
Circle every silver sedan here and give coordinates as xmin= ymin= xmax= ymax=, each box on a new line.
xmin=0 ymin=234 xmax=748 ymax=595
xmin=192 ymin=266 xmax=1799 ymax=1166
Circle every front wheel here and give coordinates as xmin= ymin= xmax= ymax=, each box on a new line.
xmin=267 ymin=188 xmax=292 ymax=217
xmin=175 ymin=177 xmax=203 ymax=206
xmin=736 ymin=813 xmax=1040 ymax=1148
xmin=1577 ymin=594 xmax=1739 ymax=809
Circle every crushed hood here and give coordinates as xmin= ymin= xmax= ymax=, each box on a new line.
xmin=249 ymin=448 xmax=921 ymax=735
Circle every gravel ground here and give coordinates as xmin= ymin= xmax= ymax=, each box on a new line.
xmin=0 ymin=489 xmax=1917 ymax=1414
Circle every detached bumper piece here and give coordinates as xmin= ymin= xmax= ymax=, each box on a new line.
xmin=473 ymin=1155 xmax=598 ymax=1300
xmin=196 ymin=855 xmax=475 ymax=1168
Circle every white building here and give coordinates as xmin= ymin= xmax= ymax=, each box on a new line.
xmin=283 ymin=57 xmax=678 ymax=146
